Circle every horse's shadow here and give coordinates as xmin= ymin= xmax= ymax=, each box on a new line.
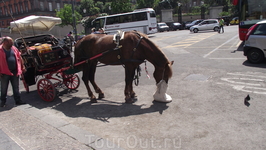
xmin=24 ymin=89 xmax=170 ymax=122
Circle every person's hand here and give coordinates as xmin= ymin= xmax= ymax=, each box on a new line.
xmin=22 ymin=66 xmax=27 ymax=73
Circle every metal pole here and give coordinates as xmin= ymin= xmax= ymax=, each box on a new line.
xmin=71 ymin=0 xmax=77 ymax=41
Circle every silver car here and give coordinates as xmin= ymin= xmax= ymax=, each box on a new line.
xmin=190 ymin=19 xmax=220 ymax=33
xmin=157 ymin=22 xmax=170 ymax=32
xmin=244 ymin=20 xmax=266 ymax=63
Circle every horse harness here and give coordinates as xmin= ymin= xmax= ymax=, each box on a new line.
xmin=79 ymin=31 xmax=148 ymax=85
xmin=106 ymin=31 xmax=146 ymax=86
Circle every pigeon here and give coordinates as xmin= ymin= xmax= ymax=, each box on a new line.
xmin=244 ymin=94 xmax=251 ymax=107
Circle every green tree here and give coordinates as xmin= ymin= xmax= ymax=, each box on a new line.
xmin=78 ymin=0 xmax=100 ymax=16
xmin=95 ymin=1 xmax=104 ymax=12
xmin=136 ymin=0 xmax=160 ymax=9
xmin=56 ymin=4 xmax=82 ymax=29
xmin=110 ymin=0 xmax=133 ymax=14
xmin=103 ymin=2 xmax=112 ymax=14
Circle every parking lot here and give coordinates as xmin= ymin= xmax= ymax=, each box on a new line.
xmin=2 ymin=25 xmax=266 ymax=150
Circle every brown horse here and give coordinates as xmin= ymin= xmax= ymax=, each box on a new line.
xmin=74 ymin=31 xmax=173 ymax=103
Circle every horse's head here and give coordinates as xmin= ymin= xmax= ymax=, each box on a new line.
xmin=134 ymin=31 xmax=174 ymax=84
xmin=163 ymin=60 xmax=174 ymax=83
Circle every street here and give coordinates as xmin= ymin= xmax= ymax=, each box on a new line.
xmin=2 ymin=25 xmax=266 ymax=149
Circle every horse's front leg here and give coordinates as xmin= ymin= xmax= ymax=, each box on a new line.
xmin=82 ymin=65 xmax=97 ymax=103
xmin=124 ymin=66 xmax=137 ymax=103
xmin=89 ymin=61 xmax=105 ymax=99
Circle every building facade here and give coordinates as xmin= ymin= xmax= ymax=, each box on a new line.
xmin=0 ymin=0 xmax=81 ymax=28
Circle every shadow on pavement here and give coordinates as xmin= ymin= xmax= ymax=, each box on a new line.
xmin=242 ymin=60 xmax=266 ymax=68
xmin=22 ymin=88 xmax=170 ymax=122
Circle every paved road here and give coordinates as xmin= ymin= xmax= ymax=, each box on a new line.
xmin=1 ymin=25 xmax=266 ymax=149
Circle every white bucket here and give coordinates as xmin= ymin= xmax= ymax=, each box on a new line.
xmin=153 ymin=80 xmax=172 ymax=102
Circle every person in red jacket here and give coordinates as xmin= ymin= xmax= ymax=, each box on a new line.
xmin=0 ymin=37 xmax=26 ymax=107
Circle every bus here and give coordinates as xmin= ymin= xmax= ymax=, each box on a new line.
xmin=91 ymin=8 xmax=157 ymax=35
xmin=233 ymin=0 xmax=266 ymax=41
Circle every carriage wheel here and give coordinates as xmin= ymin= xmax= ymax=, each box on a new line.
xmin=21 ymin=74 xmax=29 ymax=93
xmin=63 ymin=73 xmax=80 ymax=90
xmin=37 ymin=79 xmax=56 ymax=102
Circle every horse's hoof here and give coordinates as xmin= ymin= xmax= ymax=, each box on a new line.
xmin=125 ymin=98 xmax=135 ymax=104
xmin=131 ymin=93 xmax=136 ymax=98
xmin=98 ymin=93 xmax=105 ymax=99
xmin=90 ymin=98 xmax=98 ymax=103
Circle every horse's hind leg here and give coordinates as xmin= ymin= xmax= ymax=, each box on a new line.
xmin=89 ymin=61 xmax=105 ymax=99
xmin=82 ymin=64 xmax=97 ymax=103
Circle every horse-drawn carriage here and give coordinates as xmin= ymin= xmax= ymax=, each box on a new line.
xmin=11 ymin=16 xmax=173 ymax=103
xmin=15 ymin=34 xmax=80 ymax=102
xmin=10 ymin=16 xmax=80 ymax=102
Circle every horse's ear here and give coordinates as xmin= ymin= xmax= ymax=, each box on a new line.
xmin=170 ymin=61 xmax=174 ymax=66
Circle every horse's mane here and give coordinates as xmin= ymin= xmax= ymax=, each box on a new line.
xmin=131 ymin=31 xmax=173 ymax=78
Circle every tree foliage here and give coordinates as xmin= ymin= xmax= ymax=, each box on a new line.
xmin=136 ymin=0 xmax=160 ymax=9
xmin=56 ymin=4 xmax=82 ymax=28
xmin=77 ymin=0 xmax=100 ymax=16
xmin=110 ymin=0 xmax=133 ymax=14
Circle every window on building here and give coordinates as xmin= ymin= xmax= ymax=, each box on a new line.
xmin=20 ymin=4 xmax=24 ymax=13
xmin=30 ymin=0 xmax=34 ymax=11
xmin=48 ymin=2 xmax=53 ymax=11
xmin=56 ymin=3 xmax=60 ymax=11
xmin=24 ymin=2 xmax=29 ymax=12
xmin=40 ymin=2 xmax=44 ymax=11
xmin=14 ymin=4 xmax=18 ymax=14
xmin=0 ymin=7 xmax=2 ymax=16
xmin=9 ymin=5 xmax=13 ymax=15
xmin=4 ymin=7 xmax=8 ymax=16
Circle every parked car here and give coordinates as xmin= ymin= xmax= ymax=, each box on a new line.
xmin=168 ymin=22 xmax=182 ymax=30
xmin=185 ymin=19 xmax=203 ymax=29
xmin=243 ymin=20 xmax=266 ymax=63
xmin=157 ymin=22 xmax=169 ymax=32
xmin=190 ymin=19 xmax=220 ymax=33
xmin=230 ymin=17 xmax=239 ymax=25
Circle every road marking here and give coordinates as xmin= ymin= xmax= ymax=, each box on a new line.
xmin=227 ymin=72 xmax=266 ymax=78
xmin=221 ymin=77 xmax=262 ymax=86
xmin=163 ymin=32 xmax=216 ymax=49
xmin=152 ymin=35 xmax=177 ymax=41
xmin=229 ymin=38 xmax=241 ymax=49
xmin=219 ymin=72 xmax=266 ymax=95
xmin=209 ymin=58 xmax=246 ymax=59
xmin=203 ymin=35 xmax=238 ymax=58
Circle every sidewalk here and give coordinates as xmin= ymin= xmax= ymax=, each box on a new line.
xmin=0 ymin=103 xmax=124 ymax=150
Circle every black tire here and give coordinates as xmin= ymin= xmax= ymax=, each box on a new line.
xmin=247 ymin=48 xmax=265 ymax=64
xmin=214 ymin=27 xmax=219 ymax=31
xmin=193 ymin=28 xmax=198 ymax=33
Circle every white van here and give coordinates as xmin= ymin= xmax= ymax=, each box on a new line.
xmin=190 ymin=19 xmax=220 ymax=33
